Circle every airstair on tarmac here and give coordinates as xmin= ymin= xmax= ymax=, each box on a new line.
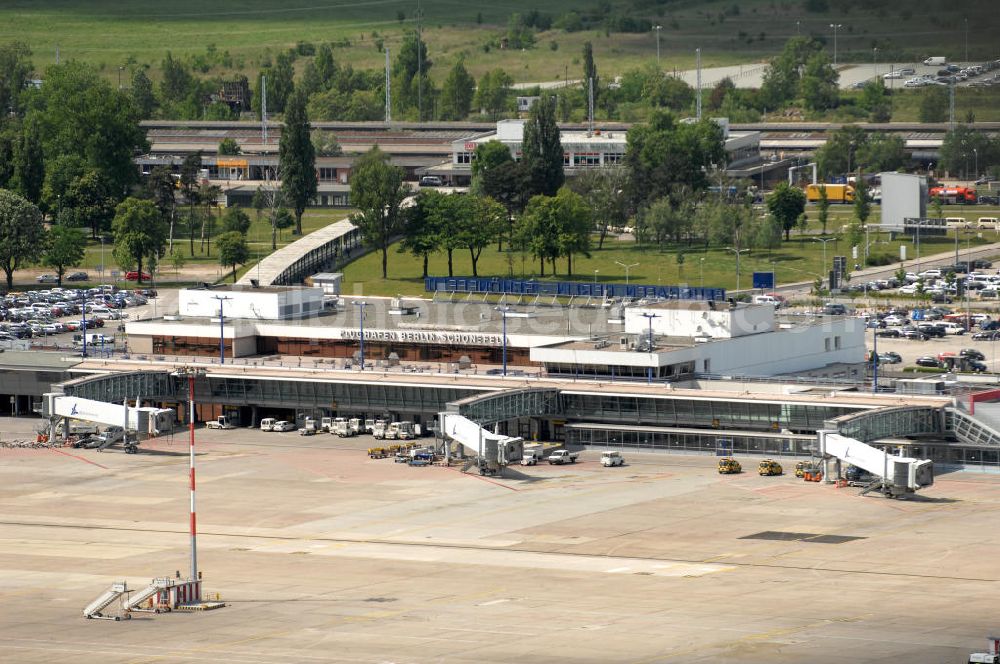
xmin=124 ymin=578 xmax=175 ymax=612
xmin=818 ymin=430 xmax=935 ymax=497
xmin=438 ymin=412 xmax=524 ymax=475
xmin=83 ymin=582 xmax=132 ymax=621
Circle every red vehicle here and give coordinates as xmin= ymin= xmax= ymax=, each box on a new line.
xmin=124 ymin=271 xmax=151 ymax=281
xmin=929 ymin=186 xmax=977 ymax=204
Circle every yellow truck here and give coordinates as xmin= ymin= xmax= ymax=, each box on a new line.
xmin=806 ymin=183 xmax=855 ymax=204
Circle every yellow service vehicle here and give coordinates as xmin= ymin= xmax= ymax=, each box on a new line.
xmin=794 ymin=461 xmax=818 ymax=478
xmin=718 ymin=457 xmax=742 ymax=474
xmin=368 ymin=447 xmax=388 ymax=459
xmin=758 ymin=459 xmax=783 ymax=476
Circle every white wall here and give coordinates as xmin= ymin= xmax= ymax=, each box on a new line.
xmin=880 ymin=172 xmax=927 ymax=231
xmin=179 ymin=288 xmax=324 ymax=320
xmin=624 ymin=303 xmax=775 ymax=339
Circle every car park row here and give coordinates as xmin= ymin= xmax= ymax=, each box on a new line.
xmin=0 ymin=285 xmax=154 ymax=342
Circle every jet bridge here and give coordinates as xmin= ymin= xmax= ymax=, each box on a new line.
xmin=817 ymin=430 xmax=934 ymax=497
xmin=41 ymin=392 xmax=175 ymax=440
xmin=438 ymin=412 xmax=524 ymax=475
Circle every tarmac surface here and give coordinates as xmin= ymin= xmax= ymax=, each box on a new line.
xmin=1 ymin=425 xmax=998 ymax=663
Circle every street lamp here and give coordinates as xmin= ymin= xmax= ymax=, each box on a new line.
xmin=725 ymin=247 xmax=749 ymax=294
xmin=211 ymin=295 xmax=232 ymax=364
xmin=699 ymin=257 xmax=705 ymax=289
xmin=829 ymin=23 xmax=843 ymax=66
xmin=640 ymin=312 xmax=660 ymax=384
xmin=496 ymin=306 xmax=510 ymax=377
xmin=170 ymin=366 xmax=207 ymax=585
xmin=873 ymin=47 xmax=878 ymax=77
xmin=353 ymin=301 xmax=368 ymax=370
xmin=813 ymin=236 xmax=836 ymax=287
xmin=654 ymin=25 xmax=662 ymax=65
xmin=973 ymin=148 xmax=979 ymax=180
xmin=872 ymin=322 xmax=879 ymax=393
xmin=615 ymin=260 xmax=639 ymax=286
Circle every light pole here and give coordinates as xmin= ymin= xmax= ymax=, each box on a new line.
xmin=171 ymin=367 xmax=207 ymax=585
xmin=211 ymin=295 xmax=232 ymax=364
xmin=699 ymin=257 xmax=705 ymax=289
xmin=973 ymin=148 xmax=978 ymax=180
xmin=725 ymin=247 xmax=749 ymax=294
xmin=353 ymin=301 xmax=368 ymax=370
xmin=99 ymin=236 xmax=105 ymax=280
xmin=496 ymin=306 xmax=510 ymax=377
xmin=81 ymin=303 xmax=88 ymax=359
xmin=640 ymin=312 xmax=660 ymax=384
xmin=872 ymin=323 xmax=879 ymax=393
xmin=964 ymin=17 xmax=969 ymax=63
xmin=873 ymin=47 xmax=878 ymax=77
xmin=615 ymin=261 xmax=639 ymax=286
xmin=814 ymin=236 xmax=836 ymax=287
xmin=796 ymin=20 xmax=800 ymax=36
xmin=654 ymin=25 xmax=662 ymax=65
xmin=829 ymin=23 xmax=842 ymax=66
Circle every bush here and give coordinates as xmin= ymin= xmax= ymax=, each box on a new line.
xmin=866 ymin=253 xmax=896 ymax=267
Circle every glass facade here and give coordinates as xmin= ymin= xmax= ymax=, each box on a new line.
xmin=566 ymin=425 xmax=816 ymax=457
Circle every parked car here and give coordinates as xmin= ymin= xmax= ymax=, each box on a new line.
xmin=877 ymin=352 xmax=902 ymax=364
xmin=66 ymin=272 xmax=89 ymax=282
xmin=915 ymin=356 xmax=941 ymax=368
xmin=124 ymin=271 xmax=152 ymax=281
xmin=272 ymin=420 xmax=296 ymax=432
xmin=972 ymin=331 xmax=1000 ymax=341
xmin=902 ymin=329 xmax=929 ymax=341
xmin=966 ymin=360 xmax=988 ymax=373
xmin=960 ymin=348 xmax=986 ymax=361
xmin=876 ymin=328 xmax=902 ymax=338
xmin=36 ymin=274 xmax=57 ymax=283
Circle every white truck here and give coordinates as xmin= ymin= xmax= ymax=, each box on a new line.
xmin=298 ymin=418 xmax=319 ymax=435
xmin=386 ymin=421 xmax=415 ymax=440
xmin=206 ymin=416 xmax=235 ymax=430
xmin=260 ymin=418 xmax=277 ymax=431
xmin=547 ymin=449 xmax=579 ymax=465
xmin=923 ymin=56 xmax=947 ymax=66
xmin=601 ymin=451 xmax=625 ymax=467
xmin=331 ymin=418 xmax=356 ymax=437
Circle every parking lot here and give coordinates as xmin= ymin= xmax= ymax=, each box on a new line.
xmin=1 ymin=423 xmax=999 ymax=662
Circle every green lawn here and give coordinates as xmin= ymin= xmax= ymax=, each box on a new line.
xmin=4 ymin=0 xmax=997 ymax=85
xmin=342 ymin=212 xmax=995 ymax=297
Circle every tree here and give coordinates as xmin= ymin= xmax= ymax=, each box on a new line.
xmin=799 ymin=52 xmax=838 ymax=111
xmin=571 ymin=166 xmax=630 ymax=249
xmin=349 ymin=147 xmax=407 ymax=278
xmin=854 ymin=176 xmax=871 ymax=226
xmin=760 ymin=37 xmax=824 ymax=108
xmin=475 ymin=69 xmax=512 ymax=121
xmin=521 ymin=94 xmax=564 ymax=197
xmin=815 ymin=124 xmax=866 ymax=177
xmin=218 ymin=138 xmax=241 ymax=156
xmin=130 ymin=68 xmax=156 ymax=118
xmin=625 ymin=111 xmax=725 ymax=207
xmin=0 ymin=42 xmax=33 ymax=120
xmin=766 ymin=181 xmax=806 ymax=241
xmin=12 ymin=120 xmax=44 ymax=206
xmin=160 ymin=52 xmax=193 ymax=103
xmin=61 ymin=170 xmax=115 ymax=239
xmin=0 ymin=189 xmax=45 ymax=289
xmin=940 ymin=125 xmax=995 ymax=179
xmin=270 ymin=52 xmax=295 ymax=114
xmin=168 ymin=249 xmax=187 ymax=277
xmin=582 ymin=41 xmax=598 ymax=107
xmin=273 ymin=207 xmax=294 ymax=242
xmin=43 ymin=225 xmax=86 ymax=285
xmin=439 ymin=60 xmax=475 ymax=120
xmin=392 ymin=30 xmax=432 ymax=119
xmin=179 ymin=153 xmax=203 ymax=255
xmin=919 ymin=87 xmax=948 ymax=123
xmin=817 ymin=184 xmax=830 ymax=235
xmin=221 ymin=206 xmax=251 ymax=235
xmin=29 ymin=61 xmax=147 ymax=198
xmin=41 ymin=154 xmax=87 ymax=217
xmin=472 ymin=140 xmax=513 ymax=181
xmin=111 ymin=197 xmax=167 ymax=285
xmin=312 ymin=130 xmax=342 ymax=157
xmin=217 ymin=231 xmax=250 ymax=282
xmin=144 ymin=165 xmax=177 ymax=251
xmin=709 ymin=77 xmax=736 ymax=110
xmin=279 ymin=90 xmax=318 ymax=236
xmin=400 ymin=189 xmax=444 ymax=278
xmin=859 ymin=79 xmax=891 ymax=122
xmin=458 ymin=196 xmax=506 ymax=276
xmin=857 ymin=134 xmax=907 ymax=173
xmin=516 ymin=188 xmax=592 ymax=276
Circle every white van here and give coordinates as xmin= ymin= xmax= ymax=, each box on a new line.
xmin=938 ymin=322 xmax=966 ymax=335
xmin=753 ymin=294 xmax=783 ymax=308
xmin=976 ymin=217 xmax=998 ymax=230
xmin=87 ymin=305 xmax=114 ymax=320
xmin=260 ymin=418 xmax=277 ymax=431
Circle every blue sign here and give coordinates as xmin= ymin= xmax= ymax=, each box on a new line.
xmin=752 ymin=272 xmax=775 ymax=290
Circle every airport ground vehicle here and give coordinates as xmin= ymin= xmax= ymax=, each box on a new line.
xmin=299 ymin=419 xmax=319 ymax=435
xmin=794 ymin=461 xmax=820 ymax=478
xmin=272 ymin=420 xmax=296 ymax=432
xmin=520 ymin=454 xmax=538 ymax=466
xmin=758 ymin=459 xmax=783 ymax=476
xmin=924 ymin=56 xmax=947 ymax=66
xmin=331 ymin=418 xmax=357 ymax=437
xmin=547 ymin=449 xmax=579 ymax=465
xmin=930 ymin=186 xmax=977 ymax=204
xmin=260 ymin=418 xmax=276 ymax=431
xmin=718 ymin=457 xmax=742 ymax=474
xmin=601 ymin=451 xmax=625 ymax=467
xmin=55 ymin=420 xmax=100 ymax=436
xmin=206 ymin=416 xmax=235 ymax=430
xmin=806 ymin=183 xmax=855 ymax=203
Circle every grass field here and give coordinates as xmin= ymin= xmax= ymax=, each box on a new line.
xmin=341 ymin=205 xmax=1000 ymax=296
xmin=3 ymin=0 xmax=997 ymax=85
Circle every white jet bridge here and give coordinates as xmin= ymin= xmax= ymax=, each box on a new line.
xmin=438 ymin=412 xmax=524 ymax=475
xmin=41 ymin=392 xmax=174 ymax=440
xmin=818 ymin=430 xmax=934 ymax=497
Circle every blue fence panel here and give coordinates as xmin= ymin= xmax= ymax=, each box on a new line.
xmin=424 ymin=277 xmax=725 ymax=301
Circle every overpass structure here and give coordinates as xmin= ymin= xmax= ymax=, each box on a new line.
xmin=237 ymin=219 xmax=360 ymax=287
